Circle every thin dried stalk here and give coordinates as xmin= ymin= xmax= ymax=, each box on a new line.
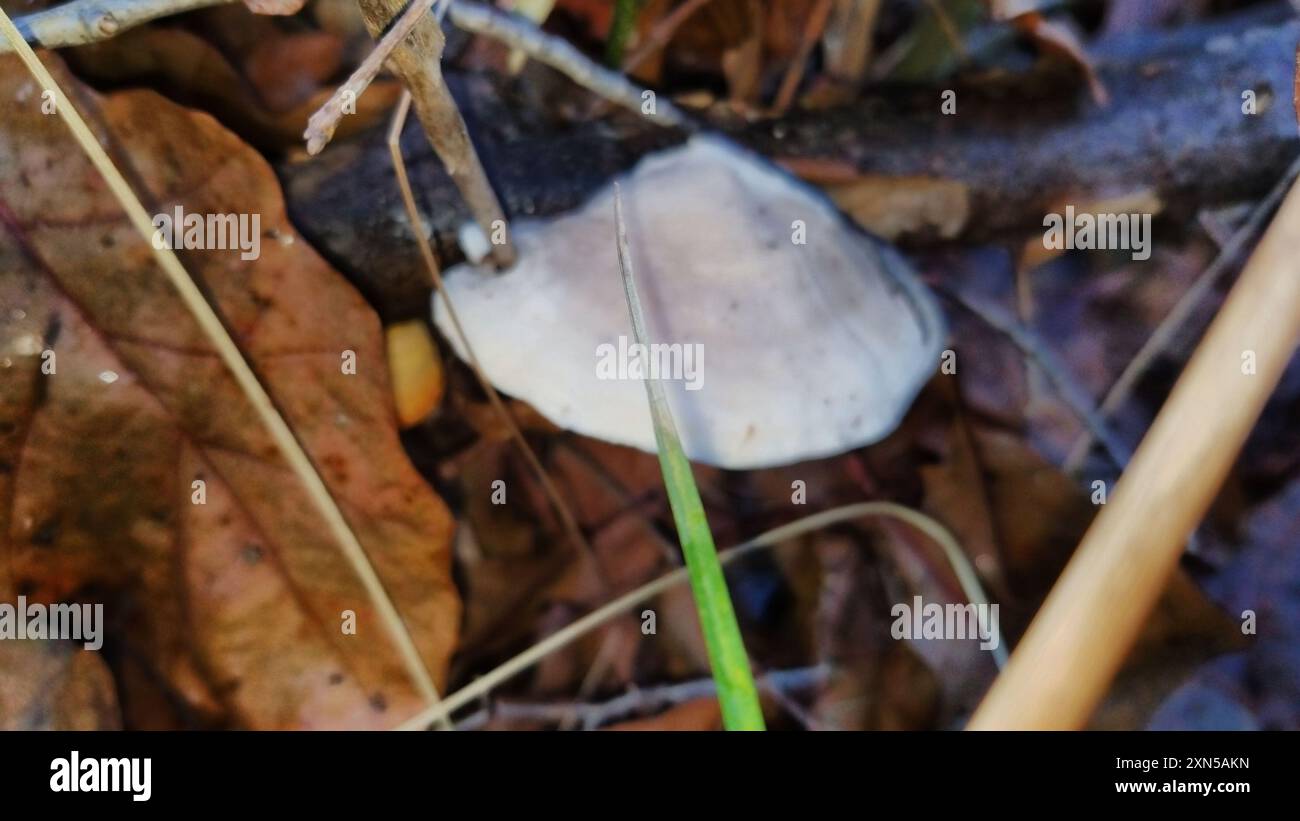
xmin=398 ymin=500 xmax=998 ymax=729
xmin=449 ymin=0 xmax=690 ymax=128
xmin=6 ymin=0 xmax=690 ymax=131
xmin=939 ymin=287 xmax=1132 ymax=470
xmin=822 ymin=0 xmax=882 ymax=83
xmin=771 ymin=0 xmax=834 ymax=116
xmin=0 ymin=0 xmax=225 ymax=52
xmin=385 ymin=91 xmax=604 ymax=592
xmin=457 ymin=665 xmax=830 ymax=731
xmin=0 ymin=10 xmax=441 ymax=709
xmin=357 ymin=0 xmax=516 ymax=266
xmin=305 ymin=0 xmax=440 ymax=156
xmin=1063 ymin=154 xmax=1300 ymax=473
xmin=970 ymin=175 xmax=1300 ymax=730
xmin=621 ymin=0 xmax=716 ymax=73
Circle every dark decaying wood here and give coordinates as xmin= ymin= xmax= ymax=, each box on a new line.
xmin=279 ymin=9 xmax=1300 ymax=320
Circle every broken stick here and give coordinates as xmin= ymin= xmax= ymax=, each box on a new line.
xmin=355 ymin=0 xmax=516 ymax=267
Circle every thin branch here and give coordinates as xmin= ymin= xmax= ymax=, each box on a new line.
xmin=304 ymin=0 xmax=441 ymax=156
xmin=4 ymin=0 xmax=691 ymax=145
xmin=821 ymin=0 xmax=883 ymax=83
xmin=1062 ymin=153 xmax=1300 ymax=473
xmin=455 ymin=665 xmax=831 ymax=730
xmin=557 ymin=439 xmax=681 ymax=566
xmin=0 ymin=10 xmax=442 ymax=709
xmin=771 ymin=0 xmax=834 ymax=117
xmin=971 ymin=171 xmax=1300 ymax=730
xmin=385 ymin=90 xmax=607 ymax=595
xmin=559 ymin=627 xmax=626 ymax=730
xmin=758 ymin=666 xmax=826 ymax=730
xmin=447 ymin=0 xmax=691 ymax=129
xmin=357 ymin=0 xmax=515 ymax=267
xmin=939 ymin=286 xmax=1133 ymax=471
xmin=1 ymin=0 xmax=229 ymax=52
xmin=398 ymin=500 xmax=1003 ymax=730
xmin=621 ymin=0 xmax=715 ymax=73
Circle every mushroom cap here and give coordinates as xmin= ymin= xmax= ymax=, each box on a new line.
xmin=434 ymin=135 xmax=946 ymax=469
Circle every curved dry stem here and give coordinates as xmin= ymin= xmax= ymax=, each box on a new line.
xmin=305 ymin=0 xmax=441 ymax=156
xmin=449 ymin=0 xmax=691 ymax=129
xmin=940 ymin=286 xmax=1132 ymax=470
xmin=398 ymin=500 xmax=1004 ymax=730
xmin=5 ymin=0 xmax=690 ymax=134
xmin=771 ymin=0 xmax=834 ymax=116
xmin=621 ymin=0 xmax=716 ymax=73
xmin=2 ymin=0 xmax=231 ymax=52
xmin=385 ymin=90 xmax=604 ymax=591
xmin=1062 ymin=153 xmax=1300 ymax=473
xmin=0 ymin=11 xmax=441 ymax=708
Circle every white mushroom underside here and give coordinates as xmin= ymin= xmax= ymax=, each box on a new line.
xmin=434 ymin=135 xmax=945 ymax=469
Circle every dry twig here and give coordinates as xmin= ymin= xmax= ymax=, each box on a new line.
xmin=1063 ymin=154 xmax=1300 ymax=473
xmin=2 ymin=0 xmax=224 ymax=51
xmin=398 ymin=501 xmax=1001 ymax=729
xmin=356 ymin=0 xmax=515 ymax=267
xmin=771 ymin=0 xmax=834 ymax=116
xmin=304 ymin=0 xmax=441 ymax=156
xmin=0 ymin=9 xmax=443 ymax=710
xmin=5 ymin=0 xmax=691 ymax=136
xmin=970 ymin=173 xmax=1300 ymax=730
xmin=448 ymin=0 xmax=690 ymax=128
xmin=822 ymin=0 xmax=883 ymax=82
xmin=455 ymin=665 xmax=831 ymax=730
xmin=939 ymin=288 xmax=1132 ymax=470
xmin=384 ymin=90 xmax=606 ymax=595
xmin=621 ymin=0 xmax=715 ymax=73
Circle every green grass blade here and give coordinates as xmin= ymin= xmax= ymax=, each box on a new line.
xmin=605 ymin=0 xmax=640 ymax=66
xmin=611 ymin=185 xmax=765 ymax=730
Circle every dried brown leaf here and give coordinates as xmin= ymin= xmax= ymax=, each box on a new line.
xmin=0 ymin=56 xmax=458 ymax=728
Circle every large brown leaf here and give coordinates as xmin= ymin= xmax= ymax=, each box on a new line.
xmin=0 ymin=642 xmax=120 ymax=730
xmin=0 ymin=54 xmax=459 ymax=729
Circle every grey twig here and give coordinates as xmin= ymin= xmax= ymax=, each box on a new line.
xmin=1062 ymin=153 xmax=1300 ymax=473
xmin=939 ymin=287 xmax=1134 ymax=471
xmin=4 ymin=0 xmax=690 ymax=130
xmin=455 ymin=665 xmax=831 ymax=730
xmin=304 ymin=0 xmax=442 ymax=156
xmin=356 ymin=0 xmax=516 ymax=266
xmin=4 ymin=0 xmax=224 ymax=51
xmin=447 ymin=0 xmax=690 ymax=129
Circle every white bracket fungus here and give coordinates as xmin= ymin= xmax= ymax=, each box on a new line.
xmin=434 ymin=135 xmax=946 ymax=469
